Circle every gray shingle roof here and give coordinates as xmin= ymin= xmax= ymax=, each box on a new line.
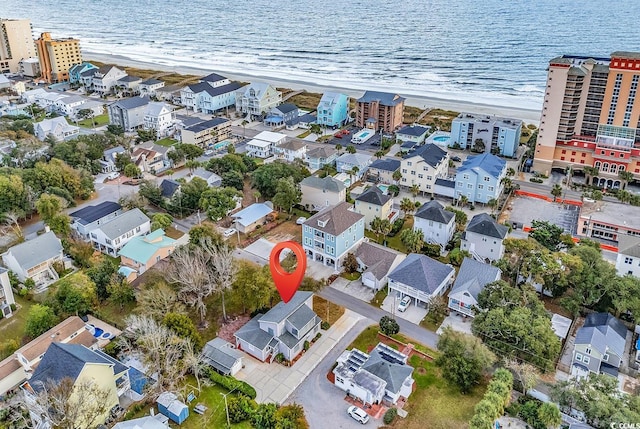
xmin=458 ymin=153 xmax=506 ymax=179
xmin=203 ymin=338 xmax=242 ymax=375
xmin=117 ymin=75 xmax=142 ymax=83
xmin=188 ymin=81 xmax=242 ymax=98
xmin=160 ymin=179 xmax=181 ymax=198
xmin=466 ymin=213 xmax=508 ymax=239
xmin=69 ymin=201 xmax=122 ymax=225
xmin=234 ymin=314 xmax=274 ymax=351
xmin=306 ymin=146 xmax=336 ymax=160
xmin=260 ymin=291 xmax=313 ymax=324
xmin=303 ymin=202 xmax=363 ymax=235
xmin=449 ymin=258 xmax=501 ymax=301
xmin=30 ymin=343 xmax=112 ymax=390
xmin=355 ymin=186 xmax=391 ymax=206
xmin=435 ymin=178 xmax=455 ymax=188
xmin=369 ymin=158 xmax=400 ymax=172
xmin=336 ymin=152 xmax=372 ymax=168
xmin=201 ymin=72 xmax=228 ymax=83
xmin=278 ymin=331 xmax=302 ymax=349
xmin=274 ymin=103 xmax=298 ymax=114
xmin=98 ymin=208 xmax=150 ymax=240
xmin=357 ymin=91 xmax=405 ymax=106
xmin=415 ymin=200 xmax=454 ymax=224
xmin=575 ymin=313 xmax=627 ymax=358
xmin=110 ymin=96 xmax=150 ymax=110
xmin=277 ymin=140 xmax=306 ymax=152
xmin=287 ymin=304 xmax=317 ymax=330
xmin=617 ymin=234 xmax=640 ymax=258
xmin=355 ymin=242 xmax=402 ymax=281
xmin=388 ymin=253 xmax=454 ymax=294
xmin=362 ymin=346 xmax=413 ymax=394
xmin=402 ymin=143 xmax=447 ymax=167
xmin=6 ymin=231 xmax=62 ymax=271
xmin=300 ymin=176 xmax=346 ymax=193
xmin=141 ymin=78 xmax=163 ymax=85
xmin=396 ymin=125 xmax=430 ymax=137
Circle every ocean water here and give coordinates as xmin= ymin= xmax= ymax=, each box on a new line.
xmin=2 ymin=0 xmax=638 ymax=110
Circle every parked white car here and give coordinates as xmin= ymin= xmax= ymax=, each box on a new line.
xmin=296 ymin=217 xmax=307 ymax=225
xmin=347 ymin=406 xmax=369 ymax=424
xmin=107 ymin=172 xmax=120 ymax=180
xmin=223 ymin=228 xmax=237 ymax=238
xmin=397 ymin=296 xmax=411 ymax=312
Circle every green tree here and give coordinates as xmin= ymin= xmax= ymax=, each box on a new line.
xmin=115 ymin=153 xmax=133 ymax=171
xmin=529 ymin=220 xmax=569 ymax=251
xmin=537 ymin=403 xmax=562 ymax=429
xmin=375 ymin=150 xmax=385 ymax=159
xmin=185 ymin=159 xmax=200 ymax=174
xmin=379 ymin=315 xmax=400 ymax=335
xmin=188 ymin=223 xmax=224 ymax=247
xmin=87 ymin=257 xmax=119 ymax=301
xmin=392 ymin=169 xmax=402 ymax=183
xmin=136 ymin=129 xmax=157 ymax=143
xmin=139 ymin=180 xmax=164 ymax=206
xmin=252 ymin=403 xmax=278 ymax=429
xmin=106 ymin=124 xmax=124 ymax=136
xmin=199 ymin=187 xmax=239 ymax=221
xmin=124 ymin=163 xmax=142 ymax=178
xmin=231 ymin=260 xmax=277 ymax=314
xmin=251 ymin=161 xmax=310 ymax=198
xmin=207 ymin=153 xmax=251 ymax=175
xmin=221 ymin=170 xmax=245 ymax=191
xmin=436 ymin=327 xmax=496 ymax=393
xmin=346 ymin=145 xmax=356 ymax=154
xmin=550 ymin=184 xmax=562 ymax=201
xmin=410 ymin=183 xmax=420 ymax=200
xmin=107 ymin=277 xmax=136 ymax=309
xmin=176 ymin=143 xmax=204 ymax=160
xmin=309 ymin=123 xmax=322 ymax=135
xmin=47 ymin=213 xmax=71 ymax=236
xmin=400 ymin=197 xmax=415 ymax=217
xmin=370 ymin=216 xmax=391 ymax=244
xmin=272 ymin=177 xmax=301 ymax=213
xmin=151 ymin=213 xmax=173 ymax=231
xmin=335 ymin=143 xmax=342 ymax=154
xmin=36 ymin=193 xmax=64 ymax=222
xmin=618 ymin=170 xmax=633 ymax=189
xmin=445 ymin=206 xmax=468 ymax=230
xmin=400 ymin=228 xmax=424 ymax=253
xmin=487 ymin=197 xmax=498 ymax=214
xmin=25 ymin=304 xmax=58 ymax=338
xmin=342 ymin=252 xmax=359 ymax=274
xmin=162 ymin=312 xmax=203 ymax=350
xmin=583 ymin=166 xmax=599 ymax=185
xmin=49 ymin=273 xmax=97 ymax=316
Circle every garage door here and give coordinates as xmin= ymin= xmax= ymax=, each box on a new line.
xmin=362 ymin=273 xmax=377 ymax=289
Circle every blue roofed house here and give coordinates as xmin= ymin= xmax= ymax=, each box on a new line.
xmin=203 ymin=338 xmax=243 ymax=376
xmin=235 ymin=82 xmax=282 ymax=120
xmin=118 ymin=229 xmax=177 ymax=282
xmin=316 ymin=92 xmax=350 ymax=128
xmin=400 ymin=144 xmax=449 ymax=194
xmin=264 ymin=103 xmax=299 ymax=128
xmin=395 ymin=124 xmax=430 ymax=145
xmin=387 ymin=253 xmax=455 ymax=308
xmin=413 ymin=200 xmax=456 ymax=253
xmin=232 ymin=202 xmax=275 ymax=233
xmin=571 ymin=312 xmax=629 ymax=379
xmin=21 ymin=343 xmax=129 ymax=429
xmin=306 ymin=146 xmax=338 ymax=171
xmin=69 ymin=62 xmax=98 ymax=84
xmin=448 ymin=258 xmax=501 ymax=317
xmin=180 ymin=72 xmax=241 ymax=114
xmin=367 ymin=158 xmax=401 ymax=184
xmin=450 ymin=113 xmax=522 ymax=158
xmin=461 ymin=213 xmax=509 ymax=262
xmin=336 ymin=152 xmax=373 ymax=181
xmin=234 ymin=291 xmax=321 ymax=363
xmin=70 ymin=201 xmax=123 ymax=240
xmin=302 ymin=202 xmax=365 ymax=269
xmin=455 ymin=152 xmax=507 ymax=205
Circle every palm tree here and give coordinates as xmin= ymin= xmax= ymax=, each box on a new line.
xmin=410 ymin=184 xmax=420 ymax=201
xmin=400 ymin=197 xmax=415 ymax=217
xmin=349 ymin=166 xmax=359 ymax=185
xmin=458 ymin=195 xmax=469 ymax=208
xmin=253 ymin=190 xmax=261 ymax=203
xmin=392 ymin=170 xmax=402 ymax=183
xmin=370 ymin=217 xmax=383 ymax=243
xmin=507 ymin=167 xmax=516 ymax=177
xmin=241 ymin=120 xmax=248 ymax=138
xmin=335 ymin=143 xmax=343 ymax=154
xmin=346 ymin=145 xmax=356 ymax=154
xmin=618 ymin=170 xmax=633 ymax=189
xmin=487 ymin=198 xmax=498 ymax=214
xmin=375 ymin=150 xmax=384 ymax=159
xmin=583 ymin=166 xmax=599 ymax=185
xmin=617 ymin=189 xmax=632 ymax=204
xmin=185 ymin=159 xmax=200 ymax=174
xmin=379 ymin=218 xmax=392 ymax=245
xmin=400 ymin=229 xmax=424 ymax=253
xmin=310 ymin=123 xmax=322 ymax=136
xmin=501 ymin=176 xmax=513 ymax=193
xmin=550 ymin=184 xmax=562 ymax=202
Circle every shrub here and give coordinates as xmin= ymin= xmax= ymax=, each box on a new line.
xmin=303 ymin=340 xmax=310 ymax=351
xmin=207 ymin=368 xmax=257 ymax=399
xmin=9 ymin=303 xmax=16 ymax=311
xmin=383 ymin=408 xmax=398 ymax=424
xmin=379 ymin=316 xmax=400 ymax=336
xmin=321 ymin=321 xmax=330 ymax=330
xmin=314 ymin=333 xmax=322 ymax=341
xmin=227 ymin=394 xmax=256 ymax=423
xmin=275 ymin=353 xmax=285 ymax=364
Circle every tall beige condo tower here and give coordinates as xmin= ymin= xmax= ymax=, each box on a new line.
xmin=36 ymin=32 xmax=82 ymax=83
xmin=534 ymin=52 xmax=640 ymax=189
xmin=0 ymin=18 xmax=36 ymax=74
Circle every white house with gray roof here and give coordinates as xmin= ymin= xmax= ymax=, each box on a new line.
xmin=354 ymin=185 xmax=394 ymax=228
xmin=413 ymin=200 xmax=456 ymax=252
xmin=400 ymin=144 xmax=449 ymax=194
xmin=336 ymin=152 xmax=373 ymax=181
xmin=367 ymin=158 xmax=401 ymax=184
xmin=615 ymin=234 xmax=640 ymax=278
xmin=571 ymin=313 xmax=628 ymax=379
xmin=0 ymin=267 xmax=15 ymax=316
xmin=139 ymin=78 xmax=165 ymax=97
xmin=190 ymin=168 xmax=222 ymax=188
xmin=306 ymin=146 xmax=338 ymax=171
xmin=273 ymin=139 xmax=307 ymax=162
xmin=300 ymin=176 xmax=346 ymax=211
xmin=34 ymin=117 xmax=79 ymax=142
xmin=202 ymin=337 xmax=243 ymax=376
xmin=70 ymin=201 xmax=123 ymax=240
xmin=234 ymin=291 xmax=321 ymax=362
xmin=333 ymin=342 xmax=414 ymax=406
xmin=89 ymin=208 xmax=151 ymax=256
xmin=355 ymin=242 xmax=405 ymax=291
xmin=143 ymin=102 xmax=175 ymax=137
xmin=395 ymin=124 xmax=430 ymax=145
xmin=461 ymin=213 xmax=509 ymax=262
xmin=387 ymin=253 xmax=455 ymax=307
xmin=108 ymin=96 xmax=151 ymax=131
xmin=448 ymin=258 xmax=501 ymax=317
xmin=2 ymin=231 xmax=64 ymax=287
xmin=235 ymin=82 xmax=282 ymax=120
xmin=92 ymin=65 xmax=128 ymax=95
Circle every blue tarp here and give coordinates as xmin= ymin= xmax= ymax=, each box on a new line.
xmin=129 ymin=367 xmax=149 ymax=395
xmin=636 ymin=339 xmax=640 ymax=350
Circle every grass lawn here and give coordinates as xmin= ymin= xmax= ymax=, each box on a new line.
xmin=296 ymin=130 xmax=312 ymax=138
xmin=341 ymin=272 xmax=360 ymax=281
xmin=155 ymin=137 xmax=178 ymax=147
xmin=76 ymin=113 xmax=109 ymax=128
xmin=313 ymin=295 xmax=345 ymax=325
xmin=364 ymin=217 xmax=413 ymax=254
xmin=0 ymin=295 xmax=37 ymax=350
xmin=180 ymin=380 xmax=252 ymax=429
xmin=370 ymin=288 xmax=388 ymax=308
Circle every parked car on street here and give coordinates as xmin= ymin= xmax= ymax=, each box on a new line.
xmin=451 ymin=156 xmax=462 ymax=162
xmin=347 ymin=406 xmax=369 ymax=424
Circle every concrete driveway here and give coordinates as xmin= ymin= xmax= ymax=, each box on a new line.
xmin=381 ymin=294 xmax=428 ymax=324
xmin=287 ymin=318 xmax=383 ymax=429
xmin=305 ymin=259 xmax=337 ymax=281
xmin=436 ymin=313 xmax=473 ymax=335
xmin=234 ymin=309 xmax=363 ymax=404
xmin=330 ymin=277 xmax=375 ymax=302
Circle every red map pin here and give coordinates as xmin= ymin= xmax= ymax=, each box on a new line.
xmin=269 ymin=241 xmax=307 ymax=303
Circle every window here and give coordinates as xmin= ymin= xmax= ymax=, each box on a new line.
xmin=603 ymin=353 xmax=609 ymax=361
xmin=484 ymin=176 xmax=490 ymax=182
xmin=463 ymin=174 xmax=469 ymax=180
xmin=467 ymin=184 xmax=473 ymax=189
xmin=407 ymin=161 xmax=412 ymax=166
xmin=625 ymin=257 xmax=633 ymax=264
xmin=583 ymin=356 xmax=590 ymax=364
xmin=478 ymin=184 xmax=484 ymax=190
xmin=585 ymin=347 xmax=591 ymax=355
xmin=488 ymin=186 xmax=494 ymax=191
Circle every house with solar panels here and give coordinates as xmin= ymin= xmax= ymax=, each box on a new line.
xmin=333 ymin=342 xmax=414 ymax=406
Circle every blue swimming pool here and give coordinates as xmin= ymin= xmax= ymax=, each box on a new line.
xmin=433 ymin=135 xmax=449 ymax=142
xmin=378 ymin=184 xmax=389 ymax=194
xmin=213 ymin=140 xmax=230 ymax=150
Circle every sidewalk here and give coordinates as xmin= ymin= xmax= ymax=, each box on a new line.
xmin=234 ymin=309 xmax=364 ymax=404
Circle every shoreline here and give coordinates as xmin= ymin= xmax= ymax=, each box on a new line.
xmin=84 ymin=51 xmax=542 ymax=124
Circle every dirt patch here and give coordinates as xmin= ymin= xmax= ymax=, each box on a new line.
xmin=263 ymin=220 xmax=302 ymax=243
xmin=313 ymin=295 xmax=345 ymax=325
xmin=416 ymin=367 xmax=427 ymax=375
xmin=217 ymin=315 xmax=251 ymax=343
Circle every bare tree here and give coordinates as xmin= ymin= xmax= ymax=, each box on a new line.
xmin=136 ymin=281 xmax=187 ymax=320
xmin=204 ymin=241 xmax=237 ymax=322
xmin=25 ymin=377 xmax=114 ymax=429
xmin=504 ymin=357 xmax=540 ymax=394
xmin=1 ymin=211 xmax=24 ymax=242
xmin=165 ymin=244 xmax=217 ymax=324
xmin=182 ymin=338 xmax=206 ymax=393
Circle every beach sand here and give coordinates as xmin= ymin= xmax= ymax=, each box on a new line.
xmin=85 ymin=51 xmax=541 ymax=124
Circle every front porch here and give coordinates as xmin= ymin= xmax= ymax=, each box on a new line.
xmin=305 ymin=248 xmax=338 ymax=270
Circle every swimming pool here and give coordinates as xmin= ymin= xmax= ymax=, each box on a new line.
xmin=433 ymin=135 xmax=449 ymax=143
xmin=351 ymin=129 xmax=374 ymax=144
xmin=213 ymin=140 xmax=230 ymax=151
xmin=378 ymin=184 xmax=389 ymax=194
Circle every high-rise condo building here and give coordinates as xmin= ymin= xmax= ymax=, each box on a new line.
xmin=534 ymin=52 xmax=640 ymax=189
xmin=0 ymin=18 xmax=36 ymax=74
xmin=35 ymin=32 xmax=82 ymax=83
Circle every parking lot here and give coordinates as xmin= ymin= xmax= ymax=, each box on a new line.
xmin=504 ymin=195 xmax=580 ymax=234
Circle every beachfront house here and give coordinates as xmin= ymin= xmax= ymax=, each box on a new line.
xmin=302 ymin=202 xmax=365 ymax=269
xmin=235 ymin=82 xmax=282 ymax=120
xmin=448 ymin=258 xmax=501 ymax=317
xmin=354 ymin=185 xmax=394 ymax=228
xmin=91 ymin=65 xmax=127 ymax=95
xmin=461 ymin=213 xmax=509 ymax=262
xmin=180 ymin=117 xmax=231 ymax=148
xmin=400 ymin=143 xmax=449 ymax=194
xmin=108 ymin=96 xmax=151 ymax=131
xmin=143 ymin=102 xmax=175 ymax=137
xmin=69 ymin=62 xmax=98 ymax=84
xmin=336 ymin=152 xmax=373 ymax=181
xmin=300 ymin=176 xmax=346 ymax=211
xmin=234 ymin=291 xmax=321 ymax=363
xmin=34 ymin=117 xmax=79 ymax=141
xmin=180 ymin=73 xmax=241 ymax=114
xmin=89 ymin=208 xmax=151 ymax=256
xmin=116 ymin=75 xmax=143 ymax=95
xmin=387 ymin=253 xmax=454 ymax=307
xmin=454 ymin=153 xmax=506 ymax=205
xmin=316 ymin=92 xmax=349 ymax=127
xmin=413 ymin=200 xmax=456 ymax=252
xmin=69 ymin=201 xmax=123 ymax=241
xmin=264 ymin=103 xmax=299 ymax=128
xmin=2 ymin=231 xmax=64 ymax=287
xmin=139 ymin=78 xmax=165 ymax=97
xmin=367 ymin=158 xmax=400 ymax=184
xmin=395 ymin=124 xmax=430 ymax=145
xmin=355 ymin=91 xmax=405 ymax=133
xmin=450 ymin=113 xmax=522 ymax=158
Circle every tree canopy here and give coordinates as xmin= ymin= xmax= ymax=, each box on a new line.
xmin=251 ymin=160 xmax=310 ymax=198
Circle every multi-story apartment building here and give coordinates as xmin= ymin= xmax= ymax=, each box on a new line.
xmin=180 ymin=118 xmax=231 ymax=148
xmin=533 ymin=52 xmax=640 ymax=188
xmin=107 ymin=96 xmax=151 ymax=131
xmin=0 ymin=18 xmax=36 ymax=74
xmin=454 ymin=153 xmax=507 ymax=204
xmin=355 ymin=91 xmax=405 ymax=133
xmin=180 ymin=73 xmax=240 ymax=114
xmin=235 ymin=82 xmax=282 ymax=120
xmin=450 ymin=113 xmax=522 ymax=158
xmin=399 ymin=144 xmax=449 ymax=194
xmin=316 ymin=92 xmax=350 ymax=127
xmin=35 ymin=32 xmax=82 ymax=83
